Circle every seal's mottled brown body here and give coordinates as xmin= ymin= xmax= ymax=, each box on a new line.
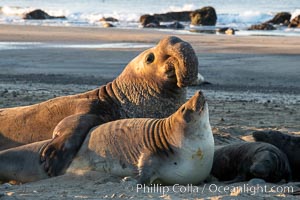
xmin=0 ymin=36 xmax=199 ymax=176
xmin=0 ymin=91 xmax=214 ymax=185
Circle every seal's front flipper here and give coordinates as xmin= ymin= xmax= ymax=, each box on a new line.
xmin=0 ymin=140 xmax=50 ymax=183
xmin=137 ymin=152 xmax=159 ymax=185
xmin=40 ymin=114 xmax=102 ymax=177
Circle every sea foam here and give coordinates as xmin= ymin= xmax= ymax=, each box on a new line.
xmin=0 ymin=1 xmax=300 ymax=36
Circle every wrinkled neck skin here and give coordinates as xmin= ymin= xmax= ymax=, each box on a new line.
xmin=168 ymin=103 xmax=212 ymax=146
xmin=99 ymin=36 xmax=198 ymax=119
xmin=110 ymin=75 xmax=187 ymax=119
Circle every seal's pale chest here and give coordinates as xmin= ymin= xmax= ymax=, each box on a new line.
xmin=153 ymin=103 xmax=214 ymax=184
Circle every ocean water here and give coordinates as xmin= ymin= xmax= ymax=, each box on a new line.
xmin=0 ymin=41 xmax=154 ymax=50
xmin=0 ymin=0 xmax=300 ymax=36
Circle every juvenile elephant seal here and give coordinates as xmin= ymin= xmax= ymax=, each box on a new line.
xmin=211 ymin=142 xmax=291 ymax=183
xmin=0 ymin=91 xmax=214 ymax=184
xmin=0 ymin=36 xmax=198 ymax=176
xmin=253 ymin=130 xmax=300 ymax=180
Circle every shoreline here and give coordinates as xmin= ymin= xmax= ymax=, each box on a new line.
xmin=1 ymin=24 xmax=300 ymax=54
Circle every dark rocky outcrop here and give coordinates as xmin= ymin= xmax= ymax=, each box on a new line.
xmin=99 ymin=17 xmax=119 ymax=22
xmin=140 ymin=11 xmax=190 ymax=25
xmin=23 ymin=9 xmax=66 ymax=20
xmin=266 ymin=12 xmax=291 ymax=25
xmin=190 ymin=6 xmax=217 ymax=26
xmin=140 ymin=14 xmax=184 ymax=29
xmin=140 ymin=14 xmax=160 ymax=27
xmin=248 ymin=23 xmax=276 ymax=30
xmin=153 ymin=11 xmax=191 ymax=22
xmin=248 ymin=12 xmax=296 ymax=31
xmin=216 ymin=27 xmax=235 ymax=35
xmin=140 ymin=6 xmax=217 ymax=27
xmin=288 ymin=15 xmax=300 ymax=28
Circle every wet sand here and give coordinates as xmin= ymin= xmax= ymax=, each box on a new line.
xmin=0 ymin=24 xmax=300 ymax=199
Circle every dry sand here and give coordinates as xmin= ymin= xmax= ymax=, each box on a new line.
xmin=0 ymin=24 xmax=300 ymax=199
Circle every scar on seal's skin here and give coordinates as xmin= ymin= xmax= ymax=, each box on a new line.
xmin=192 ymin=148 xmax=203 ymax=160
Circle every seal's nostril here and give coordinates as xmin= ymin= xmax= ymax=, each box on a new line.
xmin=196 ymin=90 xmax=202 ymax=96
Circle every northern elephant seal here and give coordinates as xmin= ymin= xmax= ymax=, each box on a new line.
xmin=0 ymin=91 xmax=214 ymax=184
xmin=0 ymin=36 xmax=198 ymax=176
xmin=211 ymin=142 xmax=291 ymax=183
xmin=253 ymin=130 xmax=300 ymax=180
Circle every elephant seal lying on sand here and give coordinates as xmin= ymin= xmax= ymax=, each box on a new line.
xmin=253 ymin=130 xmax=300 ymax=181
xmin=0 ymin=91 xmax=214 ymax=185
xmin=211 ymin=142 xmax=291 ymax=183
xmin=0 ymin=36 xmax=199 ymax=176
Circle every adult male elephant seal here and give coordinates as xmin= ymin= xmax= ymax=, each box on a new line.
xmin=0 ymin=91 xmax=214 ymax=184
xmin=0 ymin=36 xmax=199 ymax=176
xmin=211 ymin=142 xmax=291 ymax=183
xmin=253 ymin=130 xmax=300 ymax=180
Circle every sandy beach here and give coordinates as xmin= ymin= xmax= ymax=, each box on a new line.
xmin=0 ymin=24 xmax=300 ymax=199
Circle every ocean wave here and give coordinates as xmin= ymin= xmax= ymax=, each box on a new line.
xmin=0 ymin=5 xmax=140 ymax=24
xmin=291 ymin=9 xmax=300 ymax=19
xmin=1 ymin=5 xmax=294 ymax=25
xmin=0 ymin=5 xmax=67 ymax=19
xmin=218 ymin=11 xmax=273 ymax=25
xmin=0 ymin=6 xmax=32 ymax=16
xmin=163 ymin=4 xmax=197 ymax=13
xmin=1 ymin=4 xmax=300 ymax=36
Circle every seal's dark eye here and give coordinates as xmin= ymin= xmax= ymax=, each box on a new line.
xmin=146 ymin=53 xmax=155 ymax=64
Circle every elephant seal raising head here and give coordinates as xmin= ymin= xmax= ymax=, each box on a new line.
xmin=68 ymin=90 xmax=214 ymax=185
xmin=0 ymin=91 xmax=214 ymax=184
